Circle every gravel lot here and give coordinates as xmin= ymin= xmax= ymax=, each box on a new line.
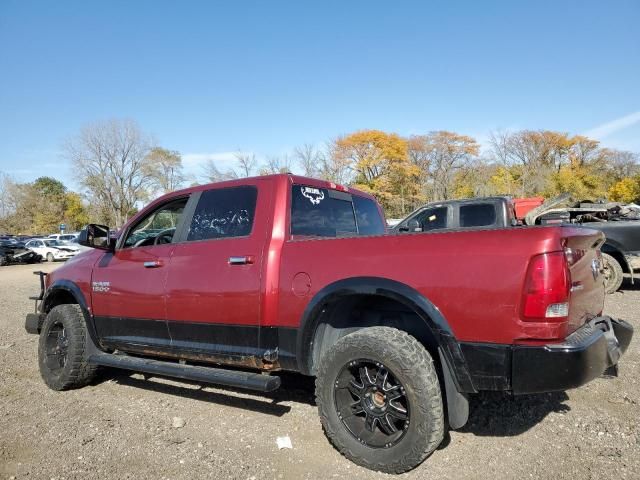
xmin=1 ymin=263 xmax=638 ymax=479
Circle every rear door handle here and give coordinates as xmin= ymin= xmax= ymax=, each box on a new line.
xmin=143 ymin=261 xmax=163 ymax=268
xmin=228 ymin=255 xmax=254 ymax=265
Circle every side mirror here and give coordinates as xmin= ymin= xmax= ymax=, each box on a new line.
xmin=78 ymin=224 xmax=115 ymax=252
xmin=408 ymin=219 xmax=423 ymax=232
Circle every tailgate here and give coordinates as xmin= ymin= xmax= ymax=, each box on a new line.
xmin=564 ymin=228 xmax=606 ymax=334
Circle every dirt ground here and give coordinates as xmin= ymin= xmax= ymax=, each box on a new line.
xmin=0 ymin=263 xmax=638 ymax=480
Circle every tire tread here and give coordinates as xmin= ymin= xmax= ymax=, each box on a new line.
xmin=315 ymin=327 xmax=444 ymax=474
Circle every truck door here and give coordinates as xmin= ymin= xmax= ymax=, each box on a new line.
xmin=164 ymin=180 xmax=272 ymax=364
xmin=91 ymin=196 xmax=190 ymax=352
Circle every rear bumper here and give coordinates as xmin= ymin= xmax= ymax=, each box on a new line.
xmin=458 ymin=316 xmax=634 ymax=395
xmin=511 ymin=316 xmax=633 ymax=394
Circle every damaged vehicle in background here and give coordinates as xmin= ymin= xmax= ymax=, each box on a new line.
xmin=0 ymin=239 xmax=43 ymax=266
xmin=25 ymin=238 xmax=79 ymax=262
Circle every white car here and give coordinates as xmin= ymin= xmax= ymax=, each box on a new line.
xmin=47 ymin=233 xmax=78 ymax=244
xmin=25 ymin=239 xmax=79 ymax=262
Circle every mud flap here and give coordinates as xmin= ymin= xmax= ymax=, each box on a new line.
xmin=439 ymin=348 xmax=469 ymax=429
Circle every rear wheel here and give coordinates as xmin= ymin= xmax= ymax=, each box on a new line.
xmin=602 ymin=253 xmax=623 ymax=294
xmin=315 ymin=327 xmax=444 ymax=473
xmin=0 ymin=255 xmax=7 ymax=266
xmin=38 ymin=304 xmax=97 ymax=390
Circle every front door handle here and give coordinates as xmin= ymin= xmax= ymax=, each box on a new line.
xmin=143 ymin=260 xmax=163 ymax=268
xmin=228 ymin=255 xmax=255 ymax=265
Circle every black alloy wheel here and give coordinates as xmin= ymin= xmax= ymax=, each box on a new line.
xmin=43 ymin=321 xmax=69 ymax=372
xmin=316 ymin=327 xmax=444 ymax=473
xmin=334 ymin=360 xmax=410 ymax=449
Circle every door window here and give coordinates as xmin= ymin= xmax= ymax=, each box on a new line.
xmin=415 ymin=206 xmax=448 ymax=231
xmin=186 ymin=186 xmax=258 ymax=241
xmin=123 ymin=198 xmax=188 ymax=248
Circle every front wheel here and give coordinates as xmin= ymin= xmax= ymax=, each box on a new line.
xmin=315 ymin=327 xmax=444 ymax=474
xmin=46 ymin=252 xmax=54 ymax=262
xmin=602 ymin=253 xmax=623 ymax=294
xmin=38 ymin=304 xmax=97 ymax=390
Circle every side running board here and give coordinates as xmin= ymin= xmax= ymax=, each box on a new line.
xmin=88 ymin=353 xmax=281 ymax=392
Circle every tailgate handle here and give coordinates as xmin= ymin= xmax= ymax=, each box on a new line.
xmin=229 ymin=255 xmax=254 ymax=265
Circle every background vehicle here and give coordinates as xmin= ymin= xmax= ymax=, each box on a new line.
xmin=0 ymin=240 xmax=42 ymax=266
xmin=48 ymin=233 xmax=79 ymax=244
xmin=25 ymin=238 xmax=79 ymax=262
xmin=395 ymin=195 xmax=640 ymax=294
xmin=393 ymin=196 xmax=518 ymax=233
xmin=25 ymin=174 xmax=633 ymax=473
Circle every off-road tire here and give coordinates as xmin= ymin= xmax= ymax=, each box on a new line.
xmin=38 ymin=304 xmax=97 ymax=390
xmin=602 ymin=253 xmax=623 ymax=294
xmin=315 ymin=327 xmax=444 ymax=473
xmin=46 ymin=252 xmax=54 ymax=262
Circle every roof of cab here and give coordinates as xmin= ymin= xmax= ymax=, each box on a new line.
xmin=153 ymin=173 xmax=377 ymax=204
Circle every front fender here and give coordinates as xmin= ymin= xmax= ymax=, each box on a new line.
xmin=42 ymin=280 xmax=101 ymax=347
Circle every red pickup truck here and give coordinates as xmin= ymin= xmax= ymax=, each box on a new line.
xmin=25 ymin=174 xmax=633 ymax=473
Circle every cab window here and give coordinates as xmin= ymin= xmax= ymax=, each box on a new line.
xmin=123 ymin=198 xmax=188 ymax=248
xmin=290 ymin=185 xmax=385 ymax=237
xmin=186 ymin=186 xmax=257 ymax=241
xmin=459 ymin=203 xmax=497 ymax=227
xmin=415 ymin=206 xmax=448 ymax=231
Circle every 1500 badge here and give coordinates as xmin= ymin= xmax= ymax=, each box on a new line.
xmin=92 ymin=281 xmax=110 ymax=293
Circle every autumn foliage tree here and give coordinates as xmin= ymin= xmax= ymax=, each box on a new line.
xmin=330 ymin=130 xmax=420 ymax=216
xmin=608 ymin=176 xmax=640 ymax=203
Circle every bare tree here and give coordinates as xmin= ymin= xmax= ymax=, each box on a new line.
xmin=65 ymin=119 xmax=152 ymax=227
xmin=0 ymin=171 xmax=15 ymax=220
xmin=408 ymin=131 xmax=479 ymax=201
xmin=259 ymin=154 xmax=292 ymax=175
xmin=321 ymin=140 xmax=354 ymax=184
xmin=294 ymin=143 xmax=324 ymax=177
xmin=202 ymin=160 xmax=238 ymax=183
xmin=603 ymin=149 xmax=640 ymax=180
xmin=144 ymin=147 xmax=185 ymax=195
xmin=235 ymin=152 xmax=257 ymax=177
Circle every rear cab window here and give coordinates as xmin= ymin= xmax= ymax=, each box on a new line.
xmin=290 ymin=184 xmax=385 ymax=238
xmin=458 ymin=203 xmax=497 ymax=227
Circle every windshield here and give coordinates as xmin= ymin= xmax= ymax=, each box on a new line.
xmin=44 ymin=240 xmax=61 ymax=246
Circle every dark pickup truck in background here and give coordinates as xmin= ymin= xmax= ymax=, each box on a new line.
xmin=394 ymin=195 xmax=640 ymax=294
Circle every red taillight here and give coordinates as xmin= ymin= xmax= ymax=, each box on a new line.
xmin=521 ymin=252 xmax=571 ymax=322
